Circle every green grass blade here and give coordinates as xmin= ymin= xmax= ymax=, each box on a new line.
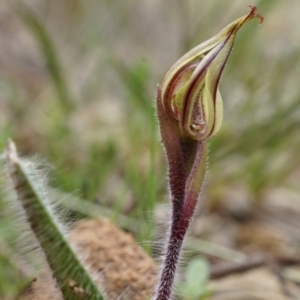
xmin=6 ymin=141 xmax=104 ymax=300
xmin=15 ymin=4 xmax=74 ymax=114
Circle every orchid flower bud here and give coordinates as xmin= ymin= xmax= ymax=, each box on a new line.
xmin=160 ymin=5 xmax=263 ymax=141
xmin=155 ymin=6 xmax=263 ymax=300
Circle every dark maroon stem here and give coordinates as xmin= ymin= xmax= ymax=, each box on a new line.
xmin=156 ymin=87 xmax=187 ymax=202
xmin=154 ymin=88 xmax=207 ymax=300
xmin=154 ymin=212 xmax=189 ymax=300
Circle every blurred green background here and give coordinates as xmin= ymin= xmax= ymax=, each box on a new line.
xmin=1 ymin=0 xmax=300 ymax=298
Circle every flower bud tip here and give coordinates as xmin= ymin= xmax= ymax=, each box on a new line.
xmin=246 ymin=5 xmax=264 ymax=24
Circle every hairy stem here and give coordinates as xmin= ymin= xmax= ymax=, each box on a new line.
xmin=154 ymin=141 xmax=207 ymax=300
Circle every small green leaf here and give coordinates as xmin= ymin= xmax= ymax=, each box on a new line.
xmin=187 ymin=258 xmax=209 ymax=287
xmin=184 ymin=258 xmax=210 ymax=299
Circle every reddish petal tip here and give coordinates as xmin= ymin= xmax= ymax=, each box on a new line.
xmin=246 ymin=5 xmax=264 ymax=24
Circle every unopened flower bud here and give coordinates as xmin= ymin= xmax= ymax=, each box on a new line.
xmin=160 ymin=5 xmax=263 ymax=141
